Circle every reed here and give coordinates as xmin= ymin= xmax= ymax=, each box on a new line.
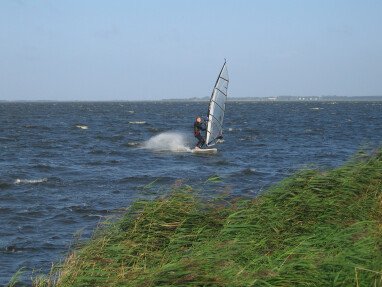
xmin=34 ymin=150 xmax=382 ymax=286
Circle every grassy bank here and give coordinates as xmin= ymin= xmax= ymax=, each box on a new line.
xmin=36 ymin=150 xmax=382 ymax=286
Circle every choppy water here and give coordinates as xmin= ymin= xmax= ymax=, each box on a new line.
xmin=1 ymin=101 xmax=381 ymax=285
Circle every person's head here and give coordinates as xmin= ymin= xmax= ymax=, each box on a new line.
xmin=196 ymin=117 xmax=202 ymax=123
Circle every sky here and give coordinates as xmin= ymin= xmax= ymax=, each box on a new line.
xmin=0 ymin=0 xmax=381 ymax=101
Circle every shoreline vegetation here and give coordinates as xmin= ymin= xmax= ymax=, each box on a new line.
xmin=29 ymin=149 xmax=382 ymax=286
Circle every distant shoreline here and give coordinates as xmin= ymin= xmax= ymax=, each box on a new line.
xmin=2 ymin=96 xmax=382 ymax=103
xmin=162 ymin=95 xmax=382 ymax=102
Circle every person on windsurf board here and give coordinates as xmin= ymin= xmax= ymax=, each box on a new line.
xmin=193 ymin=116 xmax=206 ymax=148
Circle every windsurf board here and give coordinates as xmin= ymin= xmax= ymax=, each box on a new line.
xmin=192 ymin=147 xmax=218 ymax=154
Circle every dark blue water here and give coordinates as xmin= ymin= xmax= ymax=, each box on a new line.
xmin=1 ymin=101 xmax=381 ymax=285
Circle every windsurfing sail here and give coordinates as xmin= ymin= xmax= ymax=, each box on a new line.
xmin=205 ymin=61 xmax=229 ymax=146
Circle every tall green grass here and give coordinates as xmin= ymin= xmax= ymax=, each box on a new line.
xmin=35 ymin=150 xmax=382 ymax=286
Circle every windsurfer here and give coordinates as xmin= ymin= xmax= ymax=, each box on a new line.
xmin=194 ymin=116 xmax=206 ymax=148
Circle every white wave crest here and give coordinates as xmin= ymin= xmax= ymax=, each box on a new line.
xmin=129 ymin=121 xmax=146 ymax=124
xmin=143 ymin=132 xmax=192 ymax=152
xmin=14 ymin=178 xmax=48 ymax=184
xmin=310 ymin=107 xmax=323 ymax=110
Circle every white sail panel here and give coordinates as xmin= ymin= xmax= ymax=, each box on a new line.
xmin=206 ymin=62 xmax=229 ymax=146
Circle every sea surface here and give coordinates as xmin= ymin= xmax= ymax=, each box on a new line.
xmin=0 ymin=101 xmax=381 ymax=285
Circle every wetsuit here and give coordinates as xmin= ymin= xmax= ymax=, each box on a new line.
xmin=194 ymin=121 xmax=206 ymax=148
